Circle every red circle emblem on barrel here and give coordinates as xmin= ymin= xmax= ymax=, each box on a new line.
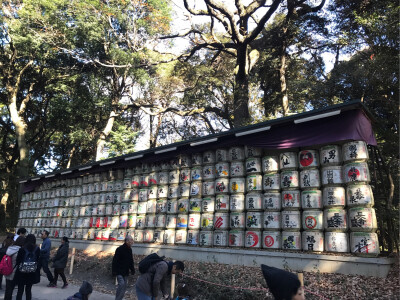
xmin=300 ymin=151 xmax=314 ymax=167
xmin=264 ymin=235 xmax=274 ymax=247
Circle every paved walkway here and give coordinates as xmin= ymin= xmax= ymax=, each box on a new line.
xmin=0 ymin=276 xmax=115 ymax=300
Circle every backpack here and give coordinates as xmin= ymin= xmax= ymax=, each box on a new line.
xmin=138 ymin=253 xmax=165 ymax=274
xmin=18 ymin=248 xmax=38 ymax=273
xmin=0 ymin=254 xmax=13 ymax=275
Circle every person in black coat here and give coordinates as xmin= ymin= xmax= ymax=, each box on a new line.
xmin=49 ymin=236 xmax=69 ymax=288
xmin=14 ymin=234 xmax=40 ymax=300
xmin=112 ymin=235 xmax=135 ymax=300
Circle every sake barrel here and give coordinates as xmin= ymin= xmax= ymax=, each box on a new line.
xmin=228 ymin=230 xmax=244 ymax=247
xmin=98 ymin=193 xmax=107 ymax=204
xmin=262 ymin=156 xmax=279 ymax=173
xmin=299 ymin=150 xmax=319 ymax=169
xmin=321 ymin=166 xmax=343 ymax=186
xmin=230 ymin=161 xmax=245 ymax=177
xmin=148 ymin=172 xmax=159 ymax=186
xmin=175 ymin=229 xmax=187 ymax=244
xmin=168 ymin=169 xmax=180 ymax=184
xmin=215 ymin=162 xmax=229 ymax=178
xmin=134 ymin=229 xmax=144 ymax=243
xmin=131 ymin=175 xmax=140 ymax=188
xmin=137 ymin=202 xmax=147 ymax=214
xmin=214 ymin=212 xmax=229 ymax=230
xmin=79 ymin=206 xmax=86 ymax=217
xmin=323 ymin=186 xmax=345 ymax=208
xmin=350 ymin=232 xmax=380 ymax=256
xmin=324 ymin=232 xmax=349 ymax=253
xmin=138 ymin=188 xmax=149 ymax=202
xmin=300 ymin=169 xmax=321 ymax=189
xmin=190 ymin=167 xmax=202 ymax=181
xmin=281 ymin=190 xmax=301 ymax=210
xmin=178 ymin=183 xmax=190 ymax=198
xmin=324 ymin=208 xmax=348 ymax=232
xmin=202 ymin=181 xmax=215 ymax=196
xmin=245 ymin=158 xmax=262 ymax=175
xmin=302 ymin=210 xmax=323 ymax=231
xmin=128 ymin=202 xmax=138 ymax=214
xmin=150 ymin=162 xmax=160 ymax=172
xmin=188 ymin=213 xmax=201 ymax=229
xmin=166 ymin=199 xmax=178 ymax=214
xmin=263 ymin=212 xmax=281 ymax=230
xmin=153 ymin=229 xmax=165 ymax=243
xmin=179 ymin=169 xmax=191 ymax=183
xmin=215 ymin=178 xmax=229 ymax=194
xmin=281 ymin=210 xmax=301 ymax=231
xmin=245 ymin=230 xmax=261 ymax=248
xmin=160 ymin=161 xmax=170 ymax=171
xmin=146 ymin=214 xmax=156 ymax=228
xmin=199 ymin=230 xmax=213 ymax=246
xmin=126 ymin=229 xmax=135 ymax=239
xmin=246 ymin=174 xmax=263 ymax=191
xmin=320 ymin=145 xmax=342 ymax=166
xmin=349 ymin=207 xmax=377 ymax=232
xmin=107 ymin=181 xmax=115 ymax=192
xmin=279 ymin=152 xmax=298 ymax=170
xmin=82 ymin=217 xmax=91 ymax=228
xmin=143 ymin=229 xmax=154 ymax=243
xmin=214 ymin=230 xmax=229 ymax=247
xmin=94 ymin=228 xmax=102 ymax=241
xmin=87 ymin=228 xmax=95 ymax=240
xmin=169 ymin=159 xmax=179 ymax=170
xmin=138 ymin=175 xmax=148 ymax=188
xmin=263 ymin=173 xmax=280 ymax=191
xmin=179 ymin=154 xmax=192 ymax=168
xmin=123 ymin=178 xmax=132 ymax=189
xmin=230 ymin=194 xmax=245 ymax=212
xmin=112 ymin=204 xmax=121 ymax=215
xmin=343 ymin=162 xmax=370 ymax=184
xmin=110 ymin=216 xmax=120 ymax=229
xmin=157 ymin=185 xmax=168 ymax=199
xmin=302 ymin=231 xmax=324 ymax=252
xmin=246 ymin=212 xmax=262 ymax=229
xmin=200 ymin=213 xmax=214 ymax=230
xmin=187 ymin=230 xmax=200 ymax=245
xmin=166 ymin=215 xmax=177 ymax=229
xmin=177 ymin=214 xmax=188 ymax=228
xmin=135 ymin=215 xmax=146 ymax=229
xmin=230 ymin=212 xmax=245 ymax=229
xmin=128 ymin=215 xmax=137 ymax=228
xmin=155 ymin=214 xmax=166 ymax=228
xmin=244 ymin=146 xmax=262 ymax=158
xmin=201 ymin=197 xmax=215 ymax=213
xmin=146 ymin=199 xmax=157 ymax=214
xmin=202 ymin=165 xmax=215 ymax=180
xmin=177 ymin=198 xmax=189 ymax=213
xmin=229 ymin=146 xmax=245 ymax=161
xmin=203 ymin=150 xmax=216 ymax=164
xmin=301 ymin=190 xmax=322 ymax=209
xmin=105 ymin=204 xmax=113 ymax=216
xmin=191 ymin=153 xmax=203 ymax=166
xmin=281 ymin=171 xmax=299 ymax=189
xmin=245 ymin=192 xmax=263 ymax=211
xmin=168 ymin=185 xmax=179 ymax=199
xmin=263 ymin=192 xmax=281 ymax=211
xmin=189 ymin=198 xmax=202 ymax=213
xmin=148 ymin=186 xmax=158 ymax=200
xmin=215 ymin=194 xmax=230 ymax=212
xmin=215 ymin=149 xmax=229 ymax=162
xmin=158 ymin=172 xmax=169 ymax=185
xmin=282 ymin=231 xmax=301 ymax=250
xmin=229 ymin=177 xmax=246 ymax=194
xmin=342 ymin=141 xmax=369 ymax=162
xmin=346 ymin=184 xmax=374 ymax=207
xmin=82 ymin=228 xmax=89 ymax=240
xmin=120 ymin=203 xmax=129 ymax=215
xmin=119 ymin=215 xmax=128 ymax=228
xmin=262 ymin=231 xmax=281 ymax=249
xmin=156 ymin=199 xmax=167 ymax=213
xmin=101 ymin=228 xmax=110 ymax=241
xmin=163 ymin=229 xmax=175 ymax=244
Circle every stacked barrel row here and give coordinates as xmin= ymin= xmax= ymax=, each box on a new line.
xmin=17 ymin=140 xmax=379 ymax=256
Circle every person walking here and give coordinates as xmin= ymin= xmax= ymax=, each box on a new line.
xmin=66 ymin=281 xmax=93 ymax=300
xmin=112 ymin=235 xmax=135 ymax=300
xmin=48 ymin=236 xmax=69 ymax=288
xmin=3 ymin=236 xmax=25 ymax=300
xmin=135 ymin=259 xmax=184 ymax=300
xmin=14 ymin=234 xmax=40 ymax=300
xmin=39 ymin=230 xmax=55 ymax=286
xmin=0 ymin=233 xmax=14 ymax=290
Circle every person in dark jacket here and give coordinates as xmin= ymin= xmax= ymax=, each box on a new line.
xmin=67 ymin=281 xmax=93 ymax=300
xmin=14 ymin=234 xmax=40 ymax=300
xmin=4 ymin=236 xmax=25 ymax=300
xmin=136 ymin=260 xmax=184 ymax=300
xmin=48 ymin=236 xmax=69 ymax=288
xmin=261 ymin=264 xmax=304 ymax=300
xmin=112 ymin=235 xmax=135 ymax=300
xmin=39 ymin=230 xmax=55 ymax=286
xmin=0 ymin=233 xmax=14 ymax=290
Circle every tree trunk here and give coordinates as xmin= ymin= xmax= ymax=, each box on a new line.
xmin=96 ymin=110 xmax=117 ymax=161
xmin=233 ymin=45 xmax=251 ymax=127
xmin=279 ymin=27 xmax=289 ymax=116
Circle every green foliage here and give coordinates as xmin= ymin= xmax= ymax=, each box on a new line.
xmin=106 ymin=123 xmax=139 ymax=158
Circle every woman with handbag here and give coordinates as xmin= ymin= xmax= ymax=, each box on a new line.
xmin=48 ymin=236 xmax=69 ymax=288
xmin=14 ymin=234 xmax=40 ymax=300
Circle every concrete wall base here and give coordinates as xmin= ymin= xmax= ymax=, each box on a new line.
xmin=54 ymin=239 xmax=394 ymax=278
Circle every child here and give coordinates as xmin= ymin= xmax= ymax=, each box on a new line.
xmin=175 ymin=283 xmax=190 ymax=300
xmin=66 ymin=281 xmax=93 ymax=300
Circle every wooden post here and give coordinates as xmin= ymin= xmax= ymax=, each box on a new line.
xmin=170 ymin=260 xmax=176 ymax=298
xmin=297 ymin=272 xmax=304 ymax=298
xmin=69 ymin=248 xmax=76 ymax=275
